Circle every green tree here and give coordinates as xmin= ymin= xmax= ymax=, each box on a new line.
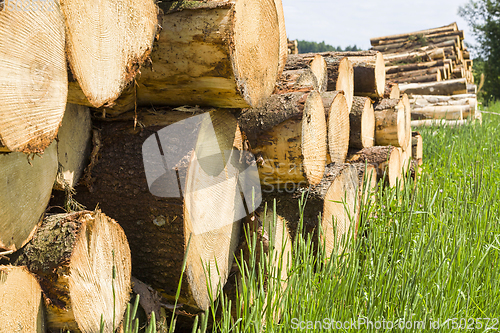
xmin=297 ymin=40 xmax=361 ymax=54
xmin=459 ymin=0 xmax=500 ymax=102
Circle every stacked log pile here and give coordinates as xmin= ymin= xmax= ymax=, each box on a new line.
xmin=0 ymin=0 xmax=426 ymax=330
xmin=370 ymin=23 xmax=481 ymax=126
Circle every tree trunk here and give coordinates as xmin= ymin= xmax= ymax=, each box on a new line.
xmin=0 ymin=4 xmax=67 ymax=153
xmin=0 ymin=142 xmax=58 ymax=251
xmin=0 ymin=266 xmax=45 ymax=332
xmin=274 ymin=0 xmax=288 ymax=78
xmin=274 ymin=69 xmax=319 ymax=94
xmin=412 ymin=132 xmax=423 ymax=163
xmin=349 ymin=96 xmax=375 ymax=149
xmin=347 ymin=146 xmax=401 ymax=188
xmin=322 ymin=91 xmax=350 ymax=164
xmin=239 ymin=91 xmax=327 ymax=186
xmin=62 ymin=0 xmax=157 ymax=108
xmin=384 ymin=82 xmax=400 ymax=99
xmin=87 ymin=0 xmax=281 ymax=116
xmin=386 ymin=65 xmax=441 ymax=77
xmin=389 ymin=72 xmax=441 ymax=84
xmin=72 ymin=109 xmax=250 ymax=313
xmin=370 ymin=23 xmax=458 ymax=45
xmin=284 ymin=54 xmax=328 ymax=92
xmin=411 ymin=105 xmax=467 ymax=120
xmin=383 ymin=48 xmax=445 ymax=65
xmin=315 ymin=53 xmax=354 ymax=111
xmin=373 ymin=98 xmax=408 ymax=147
xmin=262 ymin=163 xmax=360 ymax=256
xmin=343 ymin=51 xmax=385 ymax=98
xmin=54 ymin=104 xmax=92 ymax=191
xmin=15 ymin=210 xmax=131 ymax=333
xmin=399 ymin=78 xmax=467 ymax=96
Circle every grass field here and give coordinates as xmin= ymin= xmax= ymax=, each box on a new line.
xmin=130 ymin=103 xmax=500 ymax=333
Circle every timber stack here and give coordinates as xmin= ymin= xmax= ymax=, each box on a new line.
xmin=370 ymin=23 xmax=481 ymax=126
xmin=0 ymin=0 xmax=424 ymax=331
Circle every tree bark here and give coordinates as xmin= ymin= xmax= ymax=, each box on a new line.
xmin=0 ymin=266 xmax=45 ymax=332
xmin=0 ymin=4 xmax=67 ymax=153
xmin=85 ymin=0 xmax=281 ymax=116
xmin=0 ymin=142 xmax=58 ymax=251
xmin=53 ymin=104 xmax=92 ymax=191
xmin=411 ymin=105 xmax=467 ymax=120
xmin=373 ymin=98 xmax=408 ymax=147
xmin=383 ymin=48 xmax=445 ymax=65
xmin=399 ymin=78 xmax=467 ymax=96
xmin=412 ymin=132 xmax=423 ymax=162
xmin=322 ymin=91 xmax=350 ymax=164
xmin=383 ymin=82 xmax=400 ymax=99
xmin=386 ymin=60 xmax=445 ymax=74
xmin=274 ymin=68 xmax=319 ymax=94
xmin=285 ymin=54 xmax=328 ymax=92
xmin=389 ymin=71 xmax=441 ymax=84
xmin=73 ymin=109 xmax=248 ymax=313
xmin=370 ymin=23 xmax=458 ymax=45
xmin=16 ymin=210 xmax=131 ymax=333
xmin=347 ymin=146 xmax=401 ymax=188
xmin=239 ymin=91 xmax=327 ymax=186
xmin=62 ymin=0 xmax=158 ymax=108
xmin=349 ymin=96 xmax=375 ymax=149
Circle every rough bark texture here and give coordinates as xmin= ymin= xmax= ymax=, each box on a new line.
xmin=239 ymin=91 xmax=327 ymax=186
xmin=16 ymin=211 xmax=131 ymax=333
xmin=54 ymin=104 xmax=92 ymax=191
xmin=383 ymin=82 xmax=400 ymax=99
xmin=411 ymin=105 xmax=467 ymax=120
xmin=349 ymin=96 xmax=375 ymax=149
xmin=0 ymin=4 xmax=67 ymax=152
xmin=316 ymin=53 xmax=354 ymax=111
xmin=73 ymin=109 xmax=245 ymax=313
xmin=399 ymin=78 xmax=467 ymax=96
xmin=91 ymin=0 xmax=280 ymax=116
xmin=274 ymin=69 xmax=318 ymax=94
xmin=370 ymin=23 xmax=458 ymax=45
xmin=322 ymin=91 xmax=350 ymax=164
xmin=347 ymin=146 xmax=401 ymax=188
xmin=0 ymin=265 xmax=45 ymax=333
xmin=285 ymin=54 xmax=328 ymax=92
xmin=0 ymin=142 xmax=58 ymax=251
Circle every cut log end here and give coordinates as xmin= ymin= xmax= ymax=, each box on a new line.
xmin=0 ymin=266 xmax=45 ymax=333
xmin=350 ymin=96 xmax=375 ymax=149
xmin=323 ymin=91 xmax=349 ymax=164
xmin=336 ymin=57 xmax=354 ymax=111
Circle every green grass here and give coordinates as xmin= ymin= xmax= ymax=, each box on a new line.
xmin=134 ymin=103 xmax=500 ymax=332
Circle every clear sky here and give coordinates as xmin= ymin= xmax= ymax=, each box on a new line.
xmin=282 ymin=0 xmax=475 ymax=51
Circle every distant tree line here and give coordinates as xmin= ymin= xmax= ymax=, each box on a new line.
xmin=297 ymin=40 xmax=361 ymax=54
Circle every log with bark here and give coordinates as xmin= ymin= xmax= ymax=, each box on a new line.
xmin=74 ymin=109 xmax=251 ymax=313
xmin=15 ymin=210 xmax=131 ymax=333
xmin=384 ymin=82 xmax=400 ymax=99
xmin=412 ymin=132 xmax=423 ymax=165
xmin=383 ymin=48 xmax=445 ymax=65
xmin=0 ymin=4 xmax=67 ymax=153
xmin=63 ymin=0 xmax=158 ymax=108
xmin=349 ymin=96 xmax=375 ymax=149
xmin=411 ymin=105 xmax=466 ymax=120
xmin=467 ymin=84 xmax=477 ymax=94
xmin=0 ymin=266 xmax=45 ymax=332
xmin=399 ymin=78 xmax=467 ymax=96
xmin=389 ymin=71 xmax=441 ymax=84
xmin=284 ymin=54 xmax=328 ymax=92
xmin=411 ymin=119 xmax=469 ymax=127
xmin=274 ymin=68 xmax=320 ymax=94
xmin=385 ymin=59 xmax=445 ymax=74
xmin=322 ymin=91 xmax=350 ymax=164
xmin=262 ymin=163 xmax=360 ymax=256
xmin=0 ymin=142 xmax=58 ymax=251
xmin=370 ymin=23 xmax=458 ymax=46
xmin=347 ymin=146 xmax=401 ymax=188
xmin=239 ymin=91 xmax=327 ymax=186
xmin=373 ymin=98 xmax=409 ymax=148
xmin=337 ymin=51 xmax=385 ymax=98
xmin=86 ymin=0 xmax=281 ymax=116
xmin=53 ymin=104 xmax=92 ymax=191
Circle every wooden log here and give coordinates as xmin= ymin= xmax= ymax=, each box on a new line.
xmin=383 ymin=48 xmax=445 ymax=65
xmin=314 ymin=53 xmax=354 ymax=111
xmin=412 ymin=132 xmax=423 ymax=163
xmin=401 ymin=93 xmax=413 ymax=149
xmin=0 ymin=266 xmax=45 ymax=332
xmin=90 ymin=0 xmax=281 ymax=115
xmin=285 ymin=54 xmax=328 ymax=92
xmin=399 ymin=78 xmax=467 ymax=95
xmin=386 ymin=60 xmax=445 ymax=74
xmin=370 ymin=23 xmax=458 ymax=45
xmin=0 ymin=142 xmax=58 ymax=251
xmin=0 ymin=3 xmax=67 ymax=153
xmin=262 ymin=163 xmax=360 ymax=256
xmin=386 ymin=67 xmax=441 ymax=79
xmin=53 ymin=104 xmax=92 ymax=191
xmin=239 ymin=91 xmax=327 ymax=186
xmin=409 ymin=94 xmax=477 ymax=102
xmin=62 ymin=0 xmax=157 ymax=108
xmin=373 ymin=30 xmax=465 ymax=47
xmin=372 ymin=35 xmax=461 ymax=53
xmin=16 ymin=210 xmax=131 ymax=333
xmin=467 ymin=84 xmax=477 ymax=94
xmin=347 ymin=146 xmax=401 ymax=188
xmin=389 ymin=72 xmax=441 ymax=84
xmin=322 ymin=91 xmax=350 ymax=164
xmin=274 ymin=0 xmax=288 ymax=78
xmin=351 ymin=163 xmax=378 ymax=210
xmin=343 ymin=51 xmax=385 ymax=98
xmin=373 ymin=98 xmax=408 ymax=147
xmin=400 ymin=132 xmax=412 ymax=174
xmin=73 ymin=109 xmax=250 ymax=312
xmin=349 ymin=96 xmax=375 ymax=149
xmin=274 ymin=68 xmax=319 ymax=94
xmin=411 ymin=105 xmax=466 ymax=120
xmin=384 ymin=82 xmax=400 ymax=99
xmin=411 ymin=119 xmax=469 ymax=127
